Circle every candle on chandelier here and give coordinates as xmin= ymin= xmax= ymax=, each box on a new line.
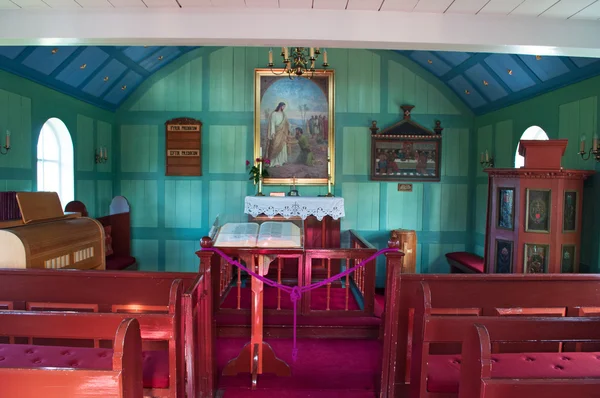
xmin=268 ymin=49 xmax=273 ymax=65
xmin=310 ymin=47 xmax=315 ymax=58
xmin=581 ymin=135 xmax=586 ymax=153
xmin=284 ymin=47 xmax=288 ymax=60
xmin=323 ymin=49 xmax=328 ymax=64
xmin=485 ymin=150 xmax=489 ymax=162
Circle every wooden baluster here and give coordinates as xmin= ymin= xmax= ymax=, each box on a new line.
xmin=220 ymin=259 xmax=225 ymax=295
xmin=277 ymin=258 xmax=282 ymax=310
xmin=326 ymin=258 xmax=331 ymax=311
xmin=237 ymin=260 xmax=242 ymax=310
xmin=345 ymin=258 xmax=350 ymax=311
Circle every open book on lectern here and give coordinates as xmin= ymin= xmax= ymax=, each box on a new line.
xmin=214 ymin=222 xmax=302 ymax=248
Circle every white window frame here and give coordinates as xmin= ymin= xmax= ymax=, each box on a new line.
xmin=515 ymin=126 xmax=549 ymax=168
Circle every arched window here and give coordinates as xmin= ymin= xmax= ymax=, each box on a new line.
xmin=37 ymin=118 xmax=74 ymax=208
xmin=514 ymin=125 xmax=549 ymax=168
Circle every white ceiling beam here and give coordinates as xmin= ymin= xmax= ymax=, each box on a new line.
xmin=1 ymin=8 xmax=600 ymax=57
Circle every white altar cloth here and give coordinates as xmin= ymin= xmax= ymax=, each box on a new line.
xmin=244 ymin=196 xmax=345 ymax=221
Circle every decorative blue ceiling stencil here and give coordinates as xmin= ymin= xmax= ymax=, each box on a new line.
xmin=400 ymin=50 xmax=600 ymax=115
xmin=0 ymin=45 xmax=196 ymax=111
xmin=0 ymin=46 xmax=598 ymax=115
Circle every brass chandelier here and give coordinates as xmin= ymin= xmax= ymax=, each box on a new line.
xmin=267 ymin=47 xmax=329 ymax=79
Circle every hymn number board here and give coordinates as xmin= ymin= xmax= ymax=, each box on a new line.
xmin=165 ymin=117 xmax=202 ymax=176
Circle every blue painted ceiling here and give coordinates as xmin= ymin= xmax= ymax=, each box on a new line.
xmin=0 ymin=45 xmax=598 ymax=115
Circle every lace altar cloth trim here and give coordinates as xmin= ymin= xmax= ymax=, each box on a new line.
xmin=244 ymin=196 xmax=345 ymax=221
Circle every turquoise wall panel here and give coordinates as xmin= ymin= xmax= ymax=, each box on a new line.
xmin=559 ymin=96 xmax=597 ymax=171
xmin=96 ymin=180 xmax=113 ymax=217
xmin=120 ymin=180 xmax=158 ymax=227
xmin=0 ymin=179 xmax=31 ymax=191
xmin=477 ymin=125 xmax=493 ymax=177
xmin=341 ymin=182 xmax=380 ymax=231
xmin=428 ymin=184 xmax=468 ymax=232
xmin=0 ymin=89 xmax=32 ymax=169
xmin=96 ymin=120 xmax=112 ymax=173
xmin=208 ymin=125 xmax=247 ymax=174
xmin=441 ymin=128 xmax=469 ymax=177
xmin=165 ymin=240 xmax=199 ymax=272
xmin=342 ymin=127 xmax=370 ymax=175
xmin=208 ymin=180 xmax=247 ymax=225
xmin=132 ymin=239 xmax=159 ymax=271
xmin=120 ymin=125 xmax=158 ymax=173
xmin=386 ymin=183 xmax=423 ymax=231
xmin=494 ymin=120 xmax=514 ymax=168
xmin=475 ymin=184 xmax=488 ymax=235
xmin=428 ymin=243 xmax=466 ymax=273
xmin=165 ymin=180 xmax=202 ymax=229
xmin=76 ymin=180 xmax=96 ymax=217
xmin=76 ymin=115 xmax=94 ymax=172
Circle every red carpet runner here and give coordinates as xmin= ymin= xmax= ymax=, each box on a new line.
xmin=216 ymin=338 xmax=381 ymax=397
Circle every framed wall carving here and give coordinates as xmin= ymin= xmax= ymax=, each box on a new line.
xmin=370 ymin=105 xmax=443 ymax=182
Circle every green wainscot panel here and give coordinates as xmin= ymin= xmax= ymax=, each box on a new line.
xmin=165 ymin=180 xmax=202 ymax=229
xmin=76 ymin=115 xmax=94 ymax=172
xmin=475 ymin=183 xmax=488 ymax=235
xmin=120 ymin=180 xmax=158 ymax=228
xmin=132 ymin=239 xmax=159 ymax=271
xmin=342 ymin=127 xmax=370 ymax=176
xmin=494 ymin=120 xmax=513 ymax=168
xmin=208 ymin=180 xmax=248 ymax=225
xmin=0 ymin=89 xmax=32 ymax=169
xmin=428 ymin=184 xmax=468 ymax=232
xmin=341 ymin=182 xmax=380 ymax=231
xmin=386 ymin=182 xmax=423 ymax=231
xmin=76 ymin=180 xmax=96 ymax=218
xmin=0 ymin=179 xmax=32 ymax=191
xmin=165 ymin=240 xmax=200 ymax=272
xmin=96 ymin=180 xmax=113 ymax=218
xmin=208 ymin=126 xmax=247 ymax=174
xmin=428 ymin=243 xmax=465 ymax=273
xmin=120 ymin=125 xmax=158 ymax=173
xmin=477 ymin=125 xmax=493 ymax=177
xmin=96 ymin=120 xmax=112 ymax=173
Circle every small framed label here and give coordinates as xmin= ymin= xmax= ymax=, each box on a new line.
xmin=167 ymin=149 xmax=200 ymax=157
xmin=165 ymin=117 xmax=202 ymax=176
xmin=398 ymin=184 xmax=413 ymax=192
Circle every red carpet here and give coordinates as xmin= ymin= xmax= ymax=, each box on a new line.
xmin=221 ymin=287 xmax=361 ymax=311
xmin=217 ymin=338 xmax=381 ymax=395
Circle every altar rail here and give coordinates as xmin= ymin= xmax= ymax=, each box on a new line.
xmin=206 ymin=230 xmax=378 ymax=317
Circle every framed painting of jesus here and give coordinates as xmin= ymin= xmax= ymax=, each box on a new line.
xmin=254 ymin=69 xmax=335 ymax=185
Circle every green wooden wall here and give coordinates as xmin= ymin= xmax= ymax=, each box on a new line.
xmin=0 ymin=69 xmax=115 ymax=218
xmin=473 ymin=76 xmax=600 ymax=271
xmin=117 ymin=47 xmax=475 ymax=281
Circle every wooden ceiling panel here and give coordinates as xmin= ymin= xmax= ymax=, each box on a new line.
xmin=445 ymin=0 xmax=489 ymax=14
xmin=413 ymin=0 xmax=454 ymax=13
xmin=10 ymin=0 xmax=49 ymax=7
xmin=313 ymin=0 xmax=347 ymax=9
xmin=75 ymin=0 xmax=113 ymax=7
xmin=43 ymin=0 xmax=82 ymax=7
xmin=278 ymin=0 xmax=313 ymax=8
xmin=541 ymin=0 xmax=597 ymax=19
xmin=570 ymin=1 xmax=600 ymax=19
xmin=346 ymin=0 xmax=382 ymax=11
xmin=510 ymin=0 xmax=556 ymax=16
xmin=478 ymin=0 xmax=524 ymax=15
xmin=245 ymin=0 xmax=278 ymax=8
xmin=379 ymin=0 xmax=417 ymax=12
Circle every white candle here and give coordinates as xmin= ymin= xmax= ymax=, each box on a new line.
xmin=327 ymin=149 xmax=331 ymax=175
xmin=284 ymin=47 xmax=288 ymax=60
xmin=323 ymin=49 xmax=328 ymax=64
xmin=581 ymin=135 xmax=586 ymax=153
xmin=268 ymin=48 xmax=273 ymax=64
xmin=594 ymin=134 xmax=598 ymax=151
xmin=485 ymin=150 xmax=489 ymax=162
xmin=259 ymin=147 xmax=262 ymax=158
xmin=5 ymin=130 xmax=10 ymax=149
xmin=310 ymin=47 xmax=315 ymax=58
xmin=103 ymin=147 xmax=107 ymax=159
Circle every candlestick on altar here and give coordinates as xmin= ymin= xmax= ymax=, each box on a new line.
xmin=257 ymin=159 xmax=264 ymax=196
xmin=326 ymin=154 xmax=333 ymax=197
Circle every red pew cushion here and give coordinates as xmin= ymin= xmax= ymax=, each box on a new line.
xmin=106 ymin=255 xmax=136 ymax=271
xmin=445 ymin=252 xmax=484 ymax=273
xmin=0 ymin=344 xmax=168 ymax=389
xmin=427 ymin=352 xmax=600 ymax=393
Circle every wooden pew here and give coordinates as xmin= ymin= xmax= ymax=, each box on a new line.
xmin=410 ymin=281 xmax=600 ymax=398
xmin=460 ymin=320 xmax=600 ymax=398
xmin=0 ymin=269 xmax=199 ymax=398
xmin=379 ymin=271 xmax=600 ymax=398
xmin=0 ymin=313 xmax=143 ymax=398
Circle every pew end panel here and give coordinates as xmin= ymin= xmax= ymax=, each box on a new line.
xmin=0 ymin=313 xmax=143 ymax=398
xmin=459 ymin=321 xmax=600 ymax=398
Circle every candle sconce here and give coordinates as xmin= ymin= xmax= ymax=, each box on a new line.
xmin=578 ymin=135 xmax=600 ymax=162
xmin=0 ymin=130 xmax=11 ymax=155
xmin=479 ymin=149 xmax=494 ymax=169
xmin=95 ymin=147 xmax=108 ymax=164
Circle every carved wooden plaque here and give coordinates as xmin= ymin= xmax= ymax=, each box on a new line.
xmin=165 ymin=117 xmax=202 ymax=176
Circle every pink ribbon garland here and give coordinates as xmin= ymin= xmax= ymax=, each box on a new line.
xmin=201 ymin=247 xmax=396 ymax=362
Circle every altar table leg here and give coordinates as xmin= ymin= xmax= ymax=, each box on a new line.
xmin=222 ymin=341 xmax=291 ymax=389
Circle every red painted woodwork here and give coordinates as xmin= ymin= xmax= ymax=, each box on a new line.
xmin=459 ymin=320 xmax=600 ymax=398
xmin=0 ymin=269 xmax=199 ymax=398
xmin=379 ymin=273 xmax=600 ymax=398
xmin=518 ymin=139 xmax=568 ymax=169
xmin=0 ymin=313 xmax=143 ymax=398
xmin=485 ymin=140 xmax=594 ymax=274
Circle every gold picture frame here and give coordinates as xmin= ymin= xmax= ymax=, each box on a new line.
xmin=254 ymin=68 xmax=335 ymax=185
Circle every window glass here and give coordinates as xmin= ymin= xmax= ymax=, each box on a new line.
xmin=515 ymin=126 xmax=549 ymax=168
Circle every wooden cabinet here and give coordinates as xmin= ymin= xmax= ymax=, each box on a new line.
xmin=484 ymin=140 xmax=593 ymax=274
xmin=390 ymin=229 xmax=416 ymax=273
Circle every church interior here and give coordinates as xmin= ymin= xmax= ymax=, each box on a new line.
xmin=1 ymin=1 xmax=600 ymax=397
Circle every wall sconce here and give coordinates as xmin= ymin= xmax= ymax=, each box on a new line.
xmin=95 ymin=147 xmax=108 ymax=164
xmin=479 ymin=149 xmax=494 ymax=168
xmin=578 ymin=134 xmax=600 ymax=161
xmin=0 ymin=130 xmax=11 ymax=155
